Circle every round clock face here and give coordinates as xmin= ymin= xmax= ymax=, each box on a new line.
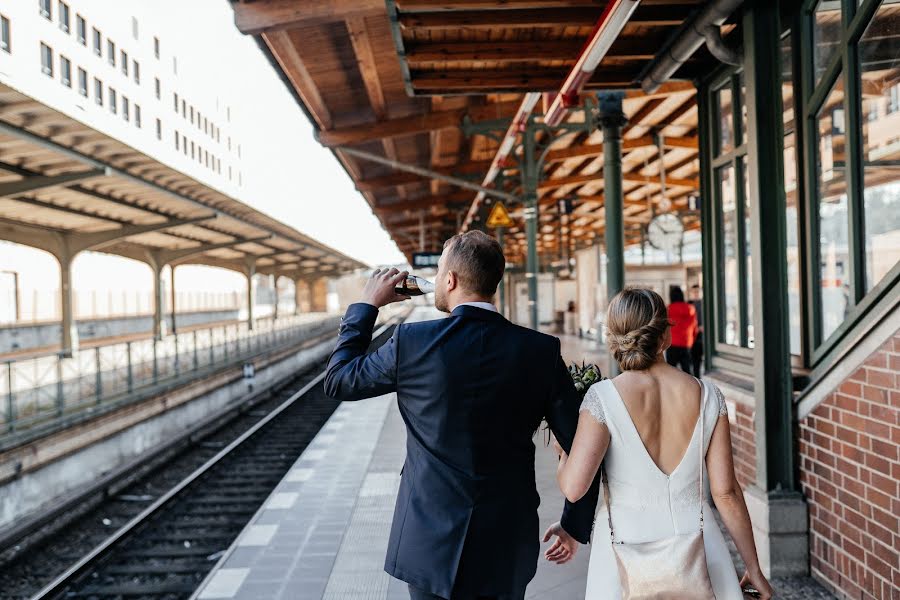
xmin=647 ymin=212 xmax=684 ymax=253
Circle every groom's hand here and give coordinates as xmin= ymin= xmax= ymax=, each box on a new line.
xmin=362 ymin=268 xmax=411 ymax=308
xmin=542 ymin=521 xmax=578 ymax=564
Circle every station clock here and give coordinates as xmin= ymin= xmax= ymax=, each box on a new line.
xmin=647 ymin=212 xmax=684 ymax=254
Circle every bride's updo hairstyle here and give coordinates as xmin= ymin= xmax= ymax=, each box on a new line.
xmin=606 ymin=287 xmax=670 ymax=371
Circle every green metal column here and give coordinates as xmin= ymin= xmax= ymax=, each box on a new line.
xmin=56 ymin=244 xmax=79 ymax=358
xmin=599 ymin=94 xmax=627 ymax=293
xmin=523 ymin=116 xmax=540 ymax=330
xmin=744 ymin=0 xmax=795 ymax=495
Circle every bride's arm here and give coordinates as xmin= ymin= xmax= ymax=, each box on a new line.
xmin=707 ymin=412 xmax=771 ymax=595
xmin=556 ymin=409 xmax=610 ymax=503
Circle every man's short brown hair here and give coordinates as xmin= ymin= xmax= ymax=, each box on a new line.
xmin=442 ymin=230 xmax=505 ymax=297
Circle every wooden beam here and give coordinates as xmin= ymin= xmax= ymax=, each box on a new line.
xmin=263 ymin=31 xmax=332 ymax=130
xmin=406 ymin=38 xmax=655 ymax=64
xmin=318 ymin=100 xmax=521 ymax=146
xmin=399 ymin=6 xmax=684 ymax=29
xmin=234 ymin=0 xmax=384 ymax=35
xmin=396 ymin=0 xmax=602 ymax=9
xmin=355 ymin=160 xmax=490 ymax=192
xmin=411 ymin=67 xmax=635 ymax=93
xmin=375 ymin=192 xmax=471 ymax=213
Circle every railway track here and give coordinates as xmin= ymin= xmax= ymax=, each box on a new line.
xmin=0 ymin=319 xmax=398 ymax=600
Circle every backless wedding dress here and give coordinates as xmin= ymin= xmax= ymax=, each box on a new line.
xmin=580 ymin=378 xmax=744 ymax=599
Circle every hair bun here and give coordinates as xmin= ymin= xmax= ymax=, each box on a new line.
xmin=605 ymin=288 xmax=670 ymax=371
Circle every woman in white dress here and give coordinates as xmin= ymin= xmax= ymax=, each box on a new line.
xmin=547 ymin=288 xmax=772 ymax=599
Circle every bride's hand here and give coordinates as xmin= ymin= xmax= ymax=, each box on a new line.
xmin=542 ymin=522 xmax=578 ymax=564
xmin=739 ymin=569 xmax=773 ymax=599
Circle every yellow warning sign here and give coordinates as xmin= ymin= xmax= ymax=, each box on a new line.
xmin=486 ymin=202 xmax=514 ymax=228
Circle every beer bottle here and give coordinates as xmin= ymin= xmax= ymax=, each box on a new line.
xmin=395 ymin=275 xmax=435 ymax=296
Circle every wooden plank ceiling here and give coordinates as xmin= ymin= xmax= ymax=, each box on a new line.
xmin=233 ymin=0 xmax=725 ymax=265
xmin=0 ymin=83 xmax=364 ymax=279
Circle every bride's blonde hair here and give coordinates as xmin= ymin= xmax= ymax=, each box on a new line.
xmin=606 ymin=287 xmax=670 ymax=371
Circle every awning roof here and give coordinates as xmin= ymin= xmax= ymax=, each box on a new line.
xmin=0 ymin=82 xmax=366 ymax=278
xmin=233 ymin=0 xmax=727 ymax=263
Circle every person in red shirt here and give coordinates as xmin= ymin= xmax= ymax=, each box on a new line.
xmin=666 ymin=285 xmax=698 ymax=374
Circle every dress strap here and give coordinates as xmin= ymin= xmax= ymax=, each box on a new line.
xmin=697 ymin=379 xmax=706 ymax=532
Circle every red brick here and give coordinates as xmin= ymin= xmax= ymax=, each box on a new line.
xmin=865 ymin=351 xmax=888 ymax=369
xmin=868 ymin=402 xmax=895 ymax=422
xmin=864 ymin=452 xmax=893 ymax=476
xmin=869 ymin=471 xmax=898 ymax=496
xmin=863 ymin=384 xmax=889 ymax=403
xmin=834 ymin=394 xmax=859 ymax=413
xmin=864 ymin=486 xmax=892 ymax=511
xmin=836 ymin=425 xmax=859 ymax=445
xmin=863 ymin=417 xmax=891 ymax=441
xmin=889 ymin=353 xmax=900 ymax=372
xmin=869 ymin=438 xmax=898 ymax=462
xmin=866 ymin=367 xmax=894 ymax=389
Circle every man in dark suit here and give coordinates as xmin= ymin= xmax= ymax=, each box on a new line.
xmin=324 ymin=231 xmax=599 ymax=600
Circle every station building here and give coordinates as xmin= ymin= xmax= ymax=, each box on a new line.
xmin=232 ymin=1 xmax=899 ymax=597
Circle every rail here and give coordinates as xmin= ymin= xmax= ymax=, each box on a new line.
xmin=1 ymin=312 xmax=340 ymax=438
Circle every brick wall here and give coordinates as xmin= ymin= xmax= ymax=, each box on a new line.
xmin=798 ymin=331 xmax=899 ymax=600
xmin=729 ymin=401 xmax=757 ymax=489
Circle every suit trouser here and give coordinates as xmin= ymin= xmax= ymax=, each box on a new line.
xmin=666 ymin=345 xmax=693 ymax=374
xmin=407 ymin=584 xmax=524 ymax=600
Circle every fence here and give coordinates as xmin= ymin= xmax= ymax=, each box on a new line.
xmin=1 ymin=313 xmax=340 ymax=437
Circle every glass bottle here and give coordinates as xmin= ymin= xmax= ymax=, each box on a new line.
xmin=395 ymin=275 xmax=435 ymax=296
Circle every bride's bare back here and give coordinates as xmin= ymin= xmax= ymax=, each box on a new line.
xmin=611 ymin=362 xmax=702 ymax=476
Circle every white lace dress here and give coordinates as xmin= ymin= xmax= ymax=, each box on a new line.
xmin=580 ymin=378 xmax=743 ymax=599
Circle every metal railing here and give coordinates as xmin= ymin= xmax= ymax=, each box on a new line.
xmin=1 ymin=313 xmax=341 ymax=437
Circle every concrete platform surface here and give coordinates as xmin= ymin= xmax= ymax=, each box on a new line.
xmin=192 ymin=306 xmax=834 ymax=600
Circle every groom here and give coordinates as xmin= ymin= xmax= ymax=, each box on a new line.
xmin=324 ymin=231 xmax=600 ymax=600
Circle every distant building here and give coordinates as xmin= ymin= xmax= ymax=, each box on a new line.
xmin=0 ymin=1 xmax=243 ymax=193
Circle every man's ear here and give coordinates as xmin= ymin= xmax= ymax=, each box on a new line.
xmin=446 ymin=270 xmax=458 ymax=292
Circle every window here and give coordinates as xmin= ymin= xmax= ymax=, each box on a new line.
xmin=172 ymin=55 xmax=177 ymax=74
xmin=131 ymin=16 xmax=138 ymax=40
xmin=175 ymin=130 xmax=180 ymax=150
xmin=707 ymin=72 xmax=752 ymax=351
xmin=173 ymin=92 xmax=178 ymax=112
xmin=77 ymin=67 xmax=87 ymax=96
xmin=800 ymin=2 xmax=900 ymax=354
xmin=135 ymin=104 xmax=141 ymax=128
xmin=122 ymin=96 xmax=129 ymax=121
xmin=107 ymin=40 xmax=115 ymax=66
xmin=93 ymin=28 xmax=101 ymax=56
xmin=109 ymin=87 xmax=117 ymax=114
xmin=60 ymin=55 xmax=71 ymax=87
xmin=58 ymin=2 xmax=69 ymax=33
xmin=40 ymin=0 xmax=51 ymax=20
xmin=190 ymin=105 xmax=194 ymax=124
xmin=153 ymin=36 xmax=159 ymax=59
xmin=94 ymin=77 xmax=102 ymax=105
xmin=181 ymin=99 xmax=186 ymax=118
xmin=76 ymin=14 xmax=85 ymax=44
xmin=191 ymin=140 xmax=195 ymax=159
xmin=121 ymin=50 xmax=127 ymax=76
xmin=156 ymin=118 xmax=161 ymax=140
xmin=154 ymin=77 xmax=160 ymax=99
xmin=0 ymin=15 xmax=9 ymax=53
xmin=133 ymin=60 xmax=139 ymax=84
xmin=40 ymin=43 xmax=53 ymax=77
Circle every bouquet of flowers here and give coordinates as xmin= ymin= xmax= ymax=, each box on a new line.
xmin=569 ymin=361 xmax=603 ymax=396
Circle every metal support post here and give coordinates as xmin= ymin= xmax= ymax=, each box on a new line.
xmin=57 ymin=247 xmax=79 ymax=357
xmin=193 ymin=330 xmax=199 ymax=370
xmin=244 ymin=259 xmax=256 ymax=331
xmin=94 ymin=346 xmax=102 ymax=403
xmin=152 ymin=338 xmax=158 ymax=383
xmin=56 ymin=357 xmax=65 ymax=416
xmin=6 ymin=361 xmax=15 ymax=432
xmin=740 ymin=1 xmax=807 ymax=577
xmin=272 ymin=275 xmax=279 ymax=320
xmin=497 ymin=227 xmax=506 ymax=317
xmin=523 ymin=117 xmax=540 ymax=330
xmin=126 ymin=342 xmax=133 ymax=393
xmin=169 ymin=264 xmax=177 ymax=334
xmin=598 ymin=92 xmax=627 ymax=376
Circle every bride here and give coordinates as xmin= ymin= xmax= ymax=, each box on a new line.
xmin=548 ymin=288 xmax=772 ymax=599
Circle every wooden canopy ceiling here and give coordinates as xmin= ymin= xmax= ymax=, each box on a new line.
xmin=233 ymin=0 xmax=727 ymax=264
xmin=0 ymin=83 xmax=364 ymax=280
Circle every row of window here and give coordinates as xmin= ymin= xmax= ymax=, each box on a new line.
xmin=39 ymin=0 xmax=164 ymax=85
xmin=41 ymin=42 xmax=142 ymax=128
xmin=1 ymin=14 xmax=9 ymax=53
xmin=172 ymin=92 xmax=229 ymax=149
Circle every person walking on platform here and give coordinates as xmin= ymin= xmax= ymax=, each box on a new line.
xmin=689 ymin=283 xmax=704 ymax=377
xmin=665 ymin=285 xmax=698 ymax=374
xmin=325 ymin=230 xmax=599 ymax=600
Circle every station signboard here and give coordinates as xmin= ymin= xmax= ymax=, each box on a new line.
xmin=412 ymin=252 xmax=441 ymax=268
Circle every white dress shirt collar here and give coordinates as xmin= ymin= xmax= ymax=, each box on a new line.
xmin=456 ymin=301 xmax=498 ymax=313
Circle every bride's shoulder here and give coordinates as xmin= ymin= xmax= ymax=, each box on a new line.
xmin=700 ymin=379 xmax=728 ymax=417
xmin=579 ymin=380 xmax=610 ymax=425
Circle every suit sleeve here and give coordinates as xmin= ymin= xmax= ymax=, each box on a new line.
xmin=545 ymin=347 xmax=602 ymax=544
xmin=323 ymin=303 xmax=398 ymax=401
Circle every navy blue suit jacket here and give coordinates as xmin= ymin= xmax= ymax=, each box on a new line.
xmin=324 ymin=303 xmax=600 ymax=598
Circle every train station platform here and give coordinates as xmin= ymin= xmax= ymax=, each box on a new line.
xmin=192 ymin=306 xmax=833 ymax=600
